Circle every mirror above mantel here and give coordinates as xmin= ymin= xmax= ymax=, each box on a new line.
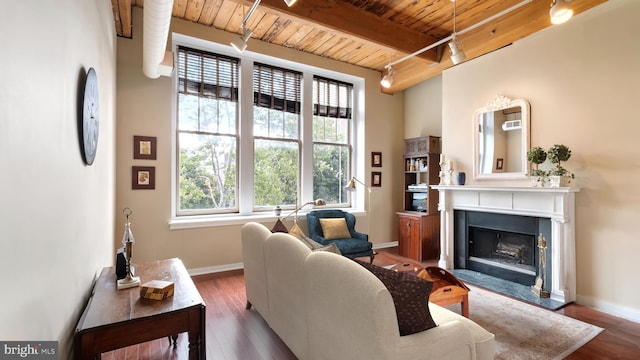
xmin=473 ymin=95 xmax=530 ymax=180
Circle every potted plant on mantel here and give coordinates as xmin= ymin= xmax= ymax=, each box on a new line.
xmin=527 ymin=146 xmax=548 ymax=186
xmin=526 ymin=144 xmax=575 ymax=187
xmin=547 ymin=144 xmax=575 ymax=187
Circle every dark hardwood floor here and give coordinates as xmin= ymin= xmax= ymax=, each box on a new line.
xmin=103 ymin=247 xmax=640 ymax=359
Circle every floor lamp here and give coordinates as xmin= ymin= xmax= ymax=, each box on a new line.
xmin=345 ymin=177 xmax=374 ymax=254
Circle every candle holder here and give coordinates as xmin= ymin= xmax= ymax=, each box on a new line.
xmin=117 ymin=207 xmax=141 ymax=290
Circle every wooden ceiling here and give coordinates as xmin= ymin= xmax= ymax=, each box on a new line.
xmin=111 ymin=0 xmax=606 ymax=93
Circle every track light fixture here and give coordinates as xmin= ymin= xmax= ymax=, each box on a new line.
xmin=380 ymin=66 xmax=394 ymax=88
xmin=448 ymin=0 xmax=466 ymax=65
xmin=231 ymin=26 xmax=252 ymax=53
xmin=230 ymin=0 xmax=298 ymax=53
xmin=549 ymin=0 xmax=573 ymax=25
xmin=448 ymin=38 xmax=466 ymax=65
xmin=379 ymin=0 xmax=533 ymax=88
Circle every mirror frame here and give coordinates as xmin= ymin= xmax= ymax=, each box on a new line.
xmin=472 ymin=95 xmax=531 ymax=180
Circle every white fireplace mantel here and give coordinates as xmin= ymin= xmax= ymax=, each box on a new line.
xmin=432 ymin=185 xmax=580 ymax=303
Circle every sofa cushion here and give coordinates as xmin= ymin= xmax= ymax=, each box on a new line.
xmin=271 ymin=219 xmax=289 ymax=233
xmin=314 ymin=242 xmax=342 ymax=254
xmin=289 ymin=223 xmax=305 ymax=238
xmin=288 ymin=224 xmax=342 ymax=255
xmin=319 ymin=218 xmax=351 ymax=240
xmin=355 ymin=259 xmax=437 ymax=336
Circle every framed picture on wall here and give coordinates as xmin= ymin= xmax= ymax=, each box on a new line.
xmin=132 ymin=166 xmax=155 ymax=190
xmin=496 ymin=158 xmax=504 ymax=170
xmin=371 ymin=152 xmax=382 ymax=167
xmin=133 ymin=136 xmax=157 ymax=160
xmin=371 ymin=171 xmax=382 ymax=187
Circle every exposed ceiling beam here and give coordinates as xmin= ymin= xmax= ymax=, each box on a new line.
xmin=111 ymin=0 xmax=133 ymax=38
xmin=238 ymin=0 xmax=440 ymax=64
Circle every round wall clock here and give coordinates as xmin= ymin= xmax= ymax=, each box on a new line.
xmin=82 ymin=67 xmax=99 ymax=165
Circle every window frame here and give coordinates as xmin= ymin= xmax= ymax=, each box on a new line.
xmin=170 ymin=34 xmax=366 ymax=229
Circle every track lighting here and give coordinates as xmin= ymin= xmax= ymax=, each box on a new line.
xmin=380 ymin=66 xmax=394 ymax=88
xmin=230 ymin=0 xmax=298 ymax=53
xmin=379 ymin=0 xmax=532 ymax=82
xmin=448 ymin=0 xmax=466 ymax=65
xmin=231 ymin=27 xmax=252 ymax=53
xmin=549 ymin=0 xmax=573 ymax=25
xmin=448 ymin=38 xmax=466 ymax=65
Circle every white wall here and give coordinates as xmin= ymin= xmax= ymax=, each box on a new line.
xmin=116 ymin=8 xmax=404 ymax=273
xmin=0 ymin=0 xmax=116 ymax=356
xmin=433 ymin=0 xmax=639 ymax=321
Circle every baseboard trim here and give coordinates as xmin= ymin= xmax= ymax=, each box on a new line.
xmin=576 ymin=294 xmax=640 ymax=324
xmin=188 ymin=262 xmax=244 ymax=276
xmin=373 ymin=241 xmax=398 ymax=249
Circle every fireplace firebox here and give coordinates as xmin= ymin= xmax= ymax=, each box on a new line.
xmin=454 ymin=210 xmax=551 ymax=287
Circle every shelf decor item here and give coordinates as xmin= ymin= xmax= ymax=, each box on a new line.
xmin=118 ymin=208 xmax=141 ymax=290
xmin=527 ymin=146 xmax=548 ymax=186
xmin=547 ymin=144 xmax=574 ymax=187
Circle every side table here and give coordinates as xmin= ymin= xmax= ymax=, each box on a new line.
xmin=74 ymin=258 xmax=206 ymax=359
xmin=418 ymin=266 xmax=470 ymax=318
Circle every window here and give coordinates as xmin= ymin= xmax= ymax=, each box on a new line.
xmin=174 ymin=40 xmax=360 ymax=221
xmin=176 ymin=47 xmax=239 ymax=215
xmin=312 ymin=76 xmax=352 ymax=204
xmin=253 ymin=63 xmax=302 ymax=210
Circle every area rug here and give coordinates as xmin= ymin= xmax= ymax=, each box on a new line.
xmin=452 ymin=285 xmax=603 ymax=360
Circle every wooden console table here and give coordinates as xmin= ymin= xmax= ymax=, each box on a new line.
xmin=74 ymin=258 xmax=206 ymax=359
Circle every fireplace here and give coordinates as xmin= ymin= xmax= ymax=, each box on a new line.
xmin=454 ymin=210 xmax=551 ymax=288
xmin=433 ymin=185 xmax=578 ymax=304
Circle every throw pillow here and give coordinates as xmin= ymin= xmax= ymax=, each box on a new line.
xmin=288 ymin=223 xmax=306 ymax=239
xmin=313 ymin=242 xmax=342 ymax=255
xmin=319 ymin=218 xmax=351 ymax=240
xmin=354 ymin=259 xmax=436 ymax=336
xmin=271 ymin=219 xmax=288 ymax=233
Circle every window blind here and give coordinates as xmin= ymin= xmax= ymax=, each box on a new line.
xmin=313 ymin=76 xmax=353 ymax=119
xmin=177 ymin=46 xmax=239 ymax=101
xmin=253 ymin=63 xmax=302 ymax=114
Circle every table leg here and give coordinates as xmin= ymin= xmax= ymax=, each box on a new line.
xmin=461 ymin=294 xmax=469 ymax=318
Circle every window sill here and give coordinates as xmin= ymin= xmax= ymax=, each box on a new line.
xmin=169 ymin=208 xmax=365 ymax=230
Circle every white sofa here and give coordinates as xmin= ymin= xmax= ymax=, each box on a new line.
xmin=241 ymin=222 xmax=495 ymax=360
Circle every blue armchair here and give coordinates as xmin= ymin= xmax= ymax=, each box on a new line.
xmin=306 ymin=209 xmax=374 ymax=262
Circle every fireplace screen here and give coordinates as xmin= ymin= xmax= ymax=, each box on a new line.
xmin=469 ymin=227 xmax=536 ymax=274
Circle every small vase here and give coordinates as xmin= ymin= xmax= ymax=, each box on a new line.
xmin=457 ymin=172 xmax=466 ymax=185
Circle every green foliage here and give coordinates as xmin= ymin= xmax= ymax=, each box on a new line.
xmin=547 ymin=144 xmax=573 ymax=177
xmin=547 ymin=144 xmax=571 ymax=165
xmin=527 ymin=146 xmax=547 ymax=165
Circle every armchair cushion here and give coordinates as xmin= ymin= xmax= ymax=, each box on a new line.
xmin=355 ymin=259 xmax=437 ymax=336
xmin=319 ymin=218 xmax=351 ymax=240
